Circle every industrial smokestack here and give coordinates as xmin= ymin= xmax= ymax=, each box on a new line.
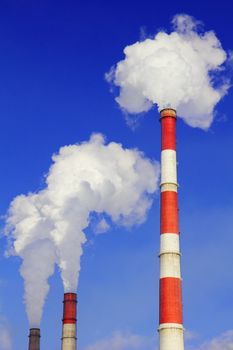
xmin=61 ymin=293 xmax=77 ymax=350
xmin=28 ymin=328 xmax=40 ymax=350
xmin=105 ymin=13 xmax=230 ymax=350
xmin=159 ymin=108 xmax=184 ymax=350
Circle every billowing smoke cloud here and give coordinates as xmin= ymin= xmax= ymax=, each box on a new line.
xmin=5 ymin=134 xmax=160 ymax=327
xmin=106 ymin=14 xmax=231 ymax=129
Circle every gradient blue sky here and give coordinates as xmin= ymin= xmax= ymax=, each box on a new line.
xmin=0 ymin=0 xmax=233 ymax=349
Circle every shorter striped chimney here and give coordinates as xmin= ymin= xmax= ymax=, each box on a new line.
xmin=28 ymin=328 xmax=40 ymax=350
xmin=61 ymin=293 xmax=77 ymax=350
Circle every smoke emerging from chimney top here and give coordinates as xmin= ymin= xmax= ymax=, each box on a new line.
xmin=106 ymin=14 xmax=231 ymax=129
xmin=5 ymin=134 xmax=160 ymax=327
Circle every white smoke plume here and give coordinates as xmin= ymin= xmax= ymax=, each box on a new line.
xmin=5 ymin=133 xmax=160 ymax=327
xmin=106 ymin=14 xmax=231 ymax=129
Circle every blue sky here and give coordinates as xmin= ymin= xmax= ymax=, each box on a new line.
xmin=0 ymin=0 xmax=233 ymax=349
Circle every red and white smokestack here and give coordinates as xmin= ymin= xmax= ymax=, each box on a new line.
xmin=28 ymin=328 xmax=40 ymax=350
xmin=61 ymin=293 xmax=77 ymax=350
xmin=159 ymin=108 xmax=184 ymax=350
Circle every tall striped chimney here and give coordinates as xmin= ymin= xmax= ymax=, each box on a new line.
xmin=159 ymin=108 xmax=184 ymax=350
xmin=28 ymin=328 xmax=40 ymax=350
xmin=61 ymin=293 xmax=77 ymax=350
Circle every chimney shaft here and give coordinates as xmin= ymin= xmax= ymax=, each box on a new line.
xmin=61 ymin=293 xmax=77 ymax=350
xmin=28 ymin=328 xmax=40 ymax=350
xmin=158 ymin=109 xmax=184 ymax=350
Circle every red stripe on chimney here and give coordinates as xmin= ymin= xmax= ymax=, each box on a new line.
xmin=161 ymin=191 xmax=179 ymax=234
xmin=159 ymin=277 xmax=183 ymax=324
xmin=161 ymin=112 xmax=176 ymax=151
xmin=63 ymin=293 xmax=77 ymax=324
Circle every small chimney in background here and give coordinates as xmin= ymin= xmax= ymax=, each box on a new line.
xmin=28 ymin=328 xmax=40 ymax=350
